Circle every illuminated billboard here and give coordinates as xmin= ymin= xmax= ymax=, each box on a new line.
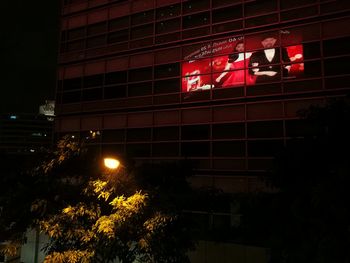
xmin=182 ymin=33 xmax=303 ymax=92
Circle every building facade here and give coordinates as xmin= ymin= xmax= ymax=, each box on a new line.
xmin=56 ymin=0 xmax=350 ymax=192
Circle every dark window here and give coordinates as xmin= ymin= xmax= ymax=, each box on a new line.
xmin=86 ymin=35 xmax=106 ymax=48
xmin=182 ymin=26 xmax=210 ymax=39
xmin=280 ymin=6 xmax=318 ymax=21
xmin=280 ymin=0 xmax=317 ymax=10
xmin=131 ymin=10 xmax=154 ymax=25
xmin=129 ymin=67 xmax=152 ymax=82
xmin=183 ymin=0 xmax=210 ymax=14
xmin=324 ymin=56 xmax=350 ymax=76
xmin=154 ymin=63 xmax=180 ymax=79
xmin=303 ymin=42 xmax=321 ymax=59
xmin=63 ymin=78 xmax=82 ymax=91
xmin=82 ymin=88 xmax=102 ymax=101
xmin=181 ymin=142 xmax=210 ymax=157
xmin=67 ymin=40 xmax=85 ymax=52
xmin=212 ymin=123 xmax=245 ymax=139
xmin=105 ymin=71 xmax=127 ymax=84
xmin=155 ymin=32 xmax=181 ymax=44
xmin=102 ymin=144 xmax=125 ymax=156
xmin=153 ymin=126 xmax=179 ymax=141
xmin=67 ymin=27 xmax=85 ymax=40
xmin=247 ymin=121 xmax=284 ymax=138
xmin=87 ymin=22 xmax=107 ymax=36
xmin=109 ymin=17 xmax=129 ymax=31
xmin=108 ymin=30 xmax=128 ymax=44
xmin=156 ymin=18 xmax=180 ymax=34
xmin=62 ymin=91 xmax=81 ymax=103
xmin=244 ymin=0 xmax=277 ymax=17
xmin=212 ymin=5 xmax=242 ymax=23
xmin=212 ymin=141 xmax=245 ymax=157
xmin=212 ymin=20 xmax=243 ymax=34
xmin=247 ymin=140 xmax=284 ymax=157
xmin=245 ymin=14 xmax=278 ymax=28
xmin=183 ymin=12 xmax=210 ymax=29
xmin=304 ymin=60 xmax=322 ymax=77
xmin=83 ymin=74 xmax=103 ymax=88
xmin=285 ymin=120 xmax=319 ymax=137
xmin=102 ymin=129 xmax=125 ymax=143
xmin=104 ymin=85 xmax=127 ymax=99
xmin=154 ymin=78 xmax=180 ymax=94
xmin=131 ymin=24 xmax=153 ymax=39
xmin=156 ymin=4 xmax=181 ymax=20
xmin=127 ymin=128 xmax=151 ymax=142
xmin=126 ymin=143 xmax=151 ymax=157
xmin=181 ymin=125 xmax=210 ymax=140
xmin=153 ymin=143 xmax=179 ymax=156
xmin=128 ymin=82 xmax=152 ymax=97
xmin=325 ymin=76 xmax=350 ymax=90
xmin=323 ymin=37 xmax=350 ymax=57
xmin=212 ymin=0 xmax=241 ymax=8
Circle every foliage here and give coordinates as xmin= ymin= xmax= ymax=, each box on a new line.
xmin=1 ymin=135 xmax=194 ymax=262
xmin=252 ymin=97 xmax=350 ymax=263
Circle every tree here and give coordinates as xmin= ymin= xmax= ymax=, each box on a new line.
xmin=1 ymin=136 xmax=194 ymax=263
xmin=264 ymin=97 xmax=350 ymax=262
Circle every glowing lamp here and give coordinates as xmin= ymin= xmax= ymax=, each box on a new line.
xmin=104 ymin=158 xmax=120 ymax=169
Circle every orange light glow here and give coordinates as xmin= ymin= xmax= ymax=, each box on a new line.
xmin=104 ymin=158 xmax=120 ymax=169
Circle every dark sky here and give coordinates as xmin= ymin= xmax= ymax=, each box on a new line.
xmin=1 ymin=0 xmax=59 ymax=114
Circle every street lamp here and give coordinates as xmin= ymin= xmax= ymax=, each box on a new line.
xmin=103 ymin=157 xmax=120 ymax=170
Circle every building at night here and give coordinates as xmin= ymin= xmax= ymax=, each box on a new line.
xmin=56 ymin=0 xmax=350 ymax=193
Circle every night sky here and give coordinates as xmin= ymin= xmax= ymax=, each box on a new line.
xmin=1 ymin=0 xmax=59 ymax=114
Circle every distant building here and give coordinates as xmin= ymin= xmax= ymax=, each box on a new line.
xmin=0 ymin=106 xmax=54 ymax=155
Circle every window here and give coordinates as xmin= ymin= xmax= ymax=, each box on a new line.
xmin=212 ymin=123 xmax=245 ymax=139
xmin=212 ymin=5 xmax=242 ymax=23
xmin=324 ymin=57 xmax=350 ymax=76
xmin=62 ymin=91 xmax=81 ymax=103
xmin=156 ymin=4 xmax=181 ymax=20
xmin=83 ymin=74 xmax=103 ymax=88
xmin=303 ymin=42 xmax=321 ymax=59
xmin=108 ymin=30 xmax=128 ymax=44
xmin=153 ymin=143 xmax=179 ymax=156
xmin=131 ymin=10 xmax=154 ymax=25
xmin=105 ymin=71 xmax=127 ymax=85
xmin=102 ymin=129 xmax=125 ymax=143
xmin=285 ymin=119 xmax=319 ymax=137
xmin=127 ymin=128 xmax=151 ymax=142
xmin=247 ymin=121 xmax=284 ymax=138
xmin=156 ymin=18 xmax=180 ymax=34
xmin=129 ymin=67 xmax=152 ymax=82
xmin=181 ymin=125 xmax=210 ymax=140
xmin=126 ymin=143 xmax=151 ymax=157
xmin=323 ymin=36 xmax=350 ymax=57
xmin=154 ymin=79 xmax=179 ymax=94
xmin=303 ymin=60 xmax=322 ymax=77
xmin=181 ymin=142 xmax=210 ymax=157
xmin=244 ymin=0 xmax=277 ymax=17
xmin=183 ymin=0 xmax=210 ymax=14
xmin=245 ymin=14 xmax=278 ymax=28
xmin=128 ymin=82 xmax=152 ymax=97
xmin=104 ymin=85 xmax=127 ymax=99
xmin=87 ymin=22 xmax=107 ymax=36
xmin=67 ymin=27 xmax=85 ymax=40
xmin=212 ymin=141 xmax=245 ymax=157
xmin=154 ymin=63 xmax=180 ymax=79
xmin=280 ymin=6 xmax=318 ymax=21
xmin=63 ymin=78 xmax=81 ymax=91
xmin=183 ymin=12 xmax=210 ymax=29
xmin=131 ymin=24 xmax=154 ymax=39
xmin=280 ymin=0 xmax=317 ymax=10
xmin=109 ymin=17 xmax=129 ymax=31
xmin=67 ymin=40 xmax=85 ymax=52
xmin=247 ymin=140 xmax=284 ymax=157
xmin=82 ymin=88 xmax=102 ymax=101
xmin=86 ymin=35 xmax=106 ymax=48
xmin=153 ymin=126 xmax=179 ymax=141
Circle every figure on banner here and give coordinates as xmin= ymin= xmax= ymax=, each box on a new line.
xmin=248 ymin=35 xmax=291 ymax=83
xmin=215 ymin=41 xmax=256 ymax=87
